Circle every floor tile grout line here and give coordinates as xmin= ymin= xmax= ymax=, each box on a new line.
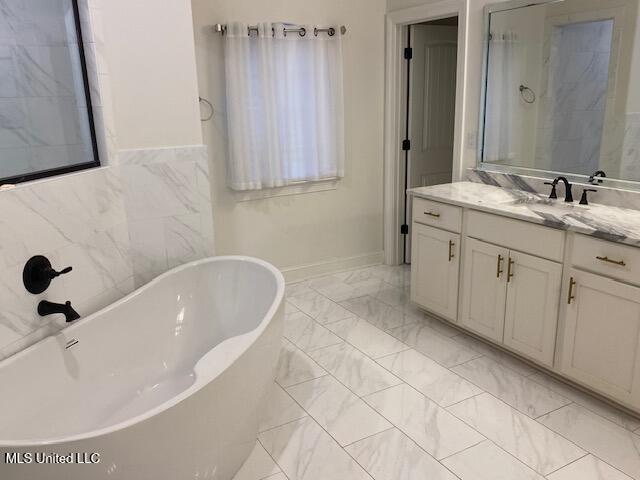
xmin=444 ymin=390 xmax=589 ymax=476
xmin=309 ymin=270 xmax=640 ymax=435
xmin=256 ymin=437 xmax=289 ymax=480
xmin=534 ymin=401 xmax=576 ymax=421
xmin=542 ymin=452 xmax=590 ymax=478
xmin=340 ymin=425 xmax=396 ymax=448
xmin=284 ymin=267 xmax=640 ymax=480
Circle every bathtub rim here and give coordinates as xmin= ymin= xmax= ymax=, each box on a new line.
xmin=0 ymin=255 xmax=285 ymax=448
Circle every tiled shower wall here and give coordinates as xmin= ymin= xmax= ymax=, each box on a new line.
xmin=0 ymin=145 xmax=214 ymax=361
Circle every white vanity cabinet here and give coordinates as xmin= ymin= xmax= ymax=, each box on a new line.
xmin=410 ymin=223 xmax=460 ymax=321
xmin=460 ymin=238 xmax=562 ymax=365
xmin=558 ymin=236 xmax=640 ymax=409
xmin=460 ymin=238 xmax=508 ymax=342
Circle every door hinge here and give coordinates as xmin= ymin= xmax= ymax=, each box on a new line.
xmin=404 ymin=47 xmax=413 ymax=60
xmin=402 ymin=139 xmax=411 ymax=151
xmin=401 ymin=224 xmax=409 ymax=235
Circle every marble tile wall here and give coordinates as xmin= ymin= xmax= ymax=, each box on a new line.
xmin=0 ymin=145 xmax=214 ymax=361
xmin=118 ymin=145 xmax=215 ymax=287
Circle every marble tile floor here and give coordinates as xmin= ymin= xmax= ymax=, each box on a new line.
xmin=233 ymin=264 xmax=640 ymax=480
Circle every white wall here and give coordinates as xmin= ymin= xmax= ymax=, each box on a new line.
xmin=102 ymin=0 xmax=203 ymax=150
xmin=192 ymin=0 xmax=386 ymax=276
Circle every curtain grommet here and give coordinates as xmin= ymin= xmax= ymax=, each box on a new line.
xmin=299 ymin=27 xmax=306 ymax=37
xmin=328 ymin=27 xmax=336 ymax=36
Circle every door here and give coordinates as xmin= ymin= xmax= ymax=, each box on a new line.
xmin=461 ymin=238 xmax=508 ymax=341
xmin=560 ymin=268 xmax=640 ymax=409
xmin=410 ymin=223 xmax=460 ymax=321
xmin=404 ymin=23 xmax=458 ymax=263
xmin=503 ymin=251 xmax=562 ymax=366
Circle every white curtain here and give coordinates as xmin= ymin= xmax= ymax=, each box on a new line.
xmin=223 ymin=22 xmax=345 ymax=191
xmin=483 ymin=31 xmax=522 ymax=163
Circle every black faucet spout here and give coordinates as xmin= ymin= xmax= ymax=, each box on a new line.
xmin=553 ymin=176 xmax=573 ymax=203
xmin=38 ymin=300 xmax=81 ymax=323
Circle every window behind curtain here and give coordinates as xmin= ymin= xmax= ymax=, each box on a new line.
xmin=223 ymin=22 xmax=345 ymax=191
xmin=0 ymin=0 xmax=99 ymax=185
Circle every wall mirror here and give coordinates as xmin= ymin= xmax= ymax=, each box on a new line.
xmin=479 ymin=0 xmax=640 ymax=187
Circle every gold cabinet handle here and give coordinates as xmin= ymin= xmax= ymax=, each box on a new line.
xmin=448 ymin=240 xmax=455 ymax=262
xmin=596 ymin=255 xmax=626 ymax=267
xmin=424 ymin=211 xmax=441 ymax=218
xmin=507 ymin=257 xmax=515 ymax=282
xmin=496 ymin=254 xmax=504 ymax=278
xmin=567 ymin=277 xmax=577 ymax=304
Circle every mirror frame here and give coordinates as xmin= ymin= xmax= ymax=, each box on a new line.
xmin=476 ymin=0 xmax=640 ymax=191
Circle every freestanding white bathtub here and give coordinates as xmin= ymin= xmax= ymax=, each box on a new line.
xmin=0 ymin=256 xmax=284 ymax=480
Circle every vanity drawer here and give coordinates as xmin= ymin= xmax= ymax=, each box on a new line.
xmin=466 ymin=210 xmax=565 ymax=262
xmin=572 ymin=235 xmax=640 ymax=286
xmin=412 ymin=197 xmax=462 ymax=233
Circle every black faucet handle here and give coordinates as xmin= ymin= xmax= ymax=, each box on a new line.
xmin=544 ymin=182 xmax=558 ymax=199
xmin=579 ymin=188 xmax=598 ymax=205
xmin=23 ymin=256 xmax=73 ymax=295
xmin=49 ymin=266 xmax=73 ymax=278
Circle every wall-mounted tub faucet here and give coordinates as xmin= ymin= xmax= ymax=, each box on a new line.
xmin=23 ymin=255 xmax=72 ymax=294
xmin=38 ymin=301 xmax=80 ymax=323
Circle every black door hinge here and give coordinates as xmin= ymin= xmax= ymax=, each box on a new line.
xmin=402 ymin=139 xmax=411 ymax=151
xmin=404 ymin=47 xmax=413 ymax=60
xmin=401 ymin=224 xmax=409 ymax=235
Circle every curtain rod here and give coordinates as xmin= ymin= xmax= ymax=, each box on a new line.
xmin=213 ymin=23 xmax=347 ymax=37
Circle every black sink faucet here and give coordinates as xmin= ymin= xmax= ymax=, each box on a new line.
xmin=38 ymin=301 xmax=80 ymax=323
xmin=550 ymin=176 xmax=573 ymax=203
xmin=588 ymin=170 xmax=607 ymax=184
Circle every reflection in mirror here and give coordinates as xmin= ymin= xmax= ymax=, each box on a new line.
xmin=480 ymin=0 xmax=640 ymax=184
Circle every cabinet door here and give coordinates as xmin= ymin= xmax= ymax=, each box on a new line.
xmin=410 ymin=223 xmax=460 ymax=321
xmin=503 ymin=251 xmax=562 ymax=366
xmin=460 ymin=238 xmax=509 ymax=341
xmin=560 ymin=268 xmax=640 ymax=409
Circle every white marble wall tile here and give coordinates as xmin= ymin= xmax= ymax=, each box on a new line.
xmin=363 ymin=384 xmax=485 ymax=460
xmin=441 ymin=440 xmax=545 ymax=480
xmin=286 ymin=375 xmax=392 ymax=446
xmin=258 ymin=417 xmax=371 ymax=480
xmin=378 ymin=349 xmax=483 ymax=407
xmin=451 ymin=357 xmax=571 ymax=418
xmin=538 ymin=404 xmax=640 ymax=478
xmin=259 ymin=382 xmax=308 ymax=432
xmin=447 ymin=393 xmax=585 ymax=475
xmin=325 ymin=317 xmax=408 ymax=359
xmin=308 ymin=342 xmax=402 ymax=396
xmin=345 ymin=428 xmax=458 ymax=480
xmin=128 ymin=218 xmax=167 ymax=288
xmin=546 ymin=454 xmax=633 ymax=480
xmin=164 ymin=213 xmax=211 ymax=269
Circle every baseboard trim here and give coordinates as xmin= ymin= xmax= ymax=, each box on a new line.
xmin=282 ymin=252 xmax=385 ymax=283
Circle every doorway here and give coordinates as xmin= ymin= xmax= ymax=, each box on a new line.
xmin=402 ymin=17 xmax=459 ymax=263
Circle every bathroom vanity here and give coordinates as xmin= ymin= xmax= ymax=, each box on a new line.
xmin=409 ymin=182 xmax=640 ymax=413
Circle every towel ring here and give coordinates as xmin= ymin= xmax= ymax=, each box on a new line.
xmin=199 ymin=96 xmax=214 ymax=122
xmin=519 ymin=85 xmax=536 ymax=104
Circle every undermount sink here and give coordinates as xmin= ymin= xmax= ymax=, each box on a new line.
xmin=505 ymin=197 xmax=578 ymax=214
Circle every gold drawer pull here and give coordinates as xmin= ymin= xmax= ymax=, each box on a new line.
xmin=496 ymin=254 xmax=503 ymax=278
xmin=448 ymin=240 xmax=455 ymax=262
xmin=567 ymin=277 xmax=576 ymax=304
xmin=507 ymin=257 xmax=515 ymax=282
xmin=596 ymin=256 xmax=626 ymax=267
xmin=424 ymin=211 xmax=441 ymax=218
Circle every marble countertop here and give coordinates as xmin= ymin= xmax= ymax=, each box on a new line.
xmin=409 ymin=182 xmax=640 ymax=247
